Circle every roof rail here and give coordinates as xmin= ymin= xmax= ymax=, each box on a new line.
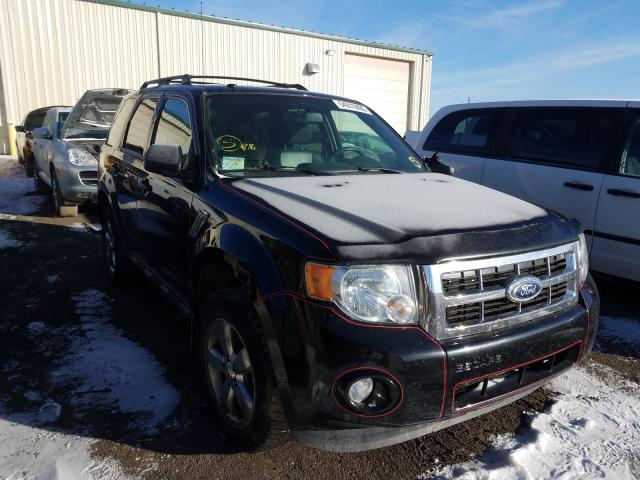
xmin=139 ymin=74 xmax=307 ymax=91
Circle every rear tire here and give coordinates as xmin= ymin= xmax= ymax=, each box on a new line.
xmin=100 ymin=204 xmax=137 ymax=286
xmin=198 ymin=292 xmax=288 ymax=451
xmin=25 ymin=152 xmax=34 ymax=177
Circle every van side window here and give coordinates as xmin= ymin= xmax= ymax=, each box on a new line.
xmin=424 ymin=109 xmax=498 ymax=154
xmin=506 ymin=108 xmax=615 ymax=170
xmin=151 ymin=98 xmax=193 ymax=168
xmin=107 ymin=97 xmax=136 ymax=147
xmin=620 ymin=117 xmax=640 ymax=178
xmin=123 ymin=97 xmax=158 ymax=155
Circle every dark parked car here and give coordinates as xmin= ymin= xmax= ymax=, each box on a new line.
xmin=14 ymin=106 xmax=70 ymax=177
xmin=98 ymin=75 xmax=599 ymax=452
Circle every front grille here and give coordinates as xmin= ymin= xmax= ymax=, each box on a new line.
xmin=442 ymin=255 xmax=567 ymax=294
xmin=79 ymin=170 xmax=98 ymax=186
xmin=423 ymin=243 xmax=579 ymax=340
xmin=446 ymin=281 xmax=568 ymax=325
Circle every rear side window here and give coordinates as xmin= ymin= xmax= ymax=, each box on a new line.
xmin=506 ymin=108 xmax=615 ymax=170
xmin=24 ymin=110 xmax=46 ymax=130
xmin=424 ymin=109 xmax=499 ymax=154
xmin=123 ymin=98 xmax=158 ymax=155
xmin=106 ymin=97 xmax=136 ymax=147
xmin=620 ymin=117 xmax=640 ymax=178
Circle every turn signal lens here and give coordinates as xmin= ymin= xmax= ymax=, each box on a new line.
xmin=304 ymin=263 xmax=336 ymax=301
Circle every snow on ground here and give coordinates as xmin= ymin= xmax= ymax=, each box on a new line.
xmin=0 ymin=228 xmax=22 ymax=248
xmin=0 ymin=157 xmax=46 ymax=216
xmin=0 ymin=289 xmax=180 ymax=480
xmin=0 ymin=411 xmax=129 ymax=480
xmin=53 ymin=290 xmax=180 ymax=430
xmin=422 ymin=320 xmax=640 ymax=480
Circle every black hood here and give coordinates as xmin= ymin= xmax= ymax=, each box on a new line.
xmin=230 ymin=173 xmax=579 ymax=262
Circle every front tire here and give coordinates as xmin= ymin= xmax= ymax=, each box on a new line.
xmin=33 ymin=165 xmax=50 ymax=194
xmin=51 ymin=173 xmax=77 ymax=217
xmin=199 ymin=295 xmax=288 ymax=451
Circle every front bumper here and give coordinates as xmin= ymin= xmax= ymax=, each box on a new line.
xmin=258 ymin=275 xmax=599 ymax=452
xmin=56 ymin=165 xmax=98 ymax=204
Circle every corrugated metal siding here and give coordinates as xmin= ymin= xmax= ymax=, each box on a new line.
xmin=0 ymin=0 xmax=431 ymax=153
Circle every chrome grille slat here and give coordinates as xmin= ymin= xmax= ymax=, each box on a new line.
xmin=422 ymin=242 xmax=579 ymax=340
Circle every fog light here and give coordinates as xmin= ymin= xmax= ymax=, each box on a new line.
xmin=348 ymin=377 xmax=374 ymax=403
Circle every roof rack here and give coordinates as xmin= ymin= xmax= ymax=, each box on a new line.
xmin=140 ymin=74 xmax=307 ymax=91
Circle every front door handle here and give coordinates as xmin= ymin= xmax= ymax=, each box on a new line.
xmin=563 ymin=181 xmax=594 ymax=191
xmin=607 ymin=188 xmax=640 ymax=199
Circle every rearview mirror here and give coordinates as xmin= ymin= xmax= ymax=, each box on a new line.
xmin=144 ymin=144 xmax=183 ymax=176
xmin=14 ymin=125 xmax=25 ymax=133
xmin=32 ymin=127 xmax=50 ymax=139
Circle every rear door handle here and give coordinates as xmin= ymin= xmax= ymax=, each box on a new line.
xmin=607 ymin=188 xmax=640 ymax=199
xmin=563 ymin=181 xmax=594 ymax=191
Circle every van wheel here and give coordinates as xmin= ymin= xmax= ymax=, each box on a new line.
xmin=100 ymin=205 xmax=136 ymax=286
xmin=199 ymin=293 xmax=288 ymax=451
xmin=33 ymin=166 xmax=50 ymax=194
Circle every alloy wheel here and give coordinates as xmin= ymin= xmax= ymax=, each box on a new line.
xmin=206 ymin=318 xmax=256 ymax=427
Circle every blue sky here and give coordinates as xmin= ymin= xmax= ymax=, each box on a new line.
xmin=130 ymin=0 xmax=640 ymax=116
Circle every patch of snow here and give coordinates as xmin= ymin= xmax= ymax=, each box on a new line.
xmin=0 ymin=228 xmax=22 ymax=248
xmin=0 ymin=412 xmax=130 ymax=480
xmin=46 ymin=274 xmax=59 ymax=283
xmin=54 ymin=289 xmax=180 ymax=430
xmin=26 ymin=321 xmax=46 ymax=334
xmin=421 ymin=367 xmax=640 ymax=479
xmin=0 ymin=158 xmax=46 ymax=215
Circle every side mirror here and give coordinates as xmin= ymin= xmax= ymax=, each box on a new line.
xmin=424 ymin=153 xmax=455 ymax=176
xmin=32 ymin=127 xmax=50 ymax=139
xmin=144 ymin=144 xmax=183 ymax=176
xmin=14 ymin=125 xmax=25 ymax=133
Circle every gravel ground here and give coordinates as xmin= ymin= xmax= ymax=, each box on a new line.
xmin=0 ymin=157 xmax=638 ymax=479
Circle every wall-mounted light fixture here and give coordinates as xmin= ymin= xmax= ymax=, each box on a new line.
xmin=325 ymin=49 xmax=336 ymax=56
xmin=305 ymin=62 xmax=321 ymax=74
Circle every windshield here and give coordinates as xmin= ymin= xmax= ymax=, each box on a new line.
xmin=64 ymin=90 xmax=128 ymax=139
xmin=205 ymin=94 xmax=426 ymax=177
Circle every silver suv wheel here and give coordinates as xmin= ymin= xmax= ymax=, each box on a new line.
xmin=206 ymin=317 xmax=256 ymax=427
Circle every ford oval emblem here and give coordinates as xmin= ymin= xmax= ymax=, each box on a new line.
xmin=506 ymin=275 xmax=543 ymax=303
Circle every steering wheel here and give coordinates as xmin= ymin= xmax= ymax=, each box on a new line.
xmin=328 ymin=146 xmax=380 ymax=164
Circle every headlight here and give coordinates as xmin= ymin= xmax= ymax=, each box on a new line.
xmin=305 ymin=263 xmax=418 ymax=325
xmin=67 ymin=148 xmax=97 ymax=166
xmin=576 ymin=233 xmax=589 ymax=286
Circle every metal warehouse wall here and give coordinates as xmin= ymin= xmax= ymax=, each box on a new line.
xmin=0 ymin=0 xmax=432 ymax=153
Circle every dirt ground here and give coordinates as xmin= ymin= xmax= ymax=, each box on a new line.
xmin=1 ymin=158 xmax=638 ymax=479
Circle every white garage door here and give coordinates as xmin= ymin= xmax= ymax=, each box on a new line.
xmin=343 ymin=53 xmax=410 ymax=133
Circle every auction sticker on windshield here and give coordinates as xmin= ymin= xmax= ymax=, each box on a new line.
xmin=333 ymin=99 xmax=371 ymax=115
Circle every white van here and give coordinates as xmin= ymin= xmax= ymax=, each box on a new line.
xmin=413 ymin=100 xmax=640 ymax=282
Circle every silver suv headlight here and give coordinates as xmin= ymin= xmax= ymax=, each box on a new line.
xmin=305 ymin=263 xmax=418 ymax=325
xmin=576 ymin=233 xmax=589 ymax=286
xmin=67 ymin=148 xmax=97 ymax=167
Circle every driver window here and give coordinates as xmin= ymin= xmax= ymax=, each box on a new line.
xmin=152 ymin=98 xmax=193 ymax=169
xmin=621 ymin=117 xmax=640 ymax=178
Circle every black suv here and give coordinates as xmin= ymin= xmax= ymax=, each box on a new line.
xmin=98 ymin=75 xmax=599 ymax=452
